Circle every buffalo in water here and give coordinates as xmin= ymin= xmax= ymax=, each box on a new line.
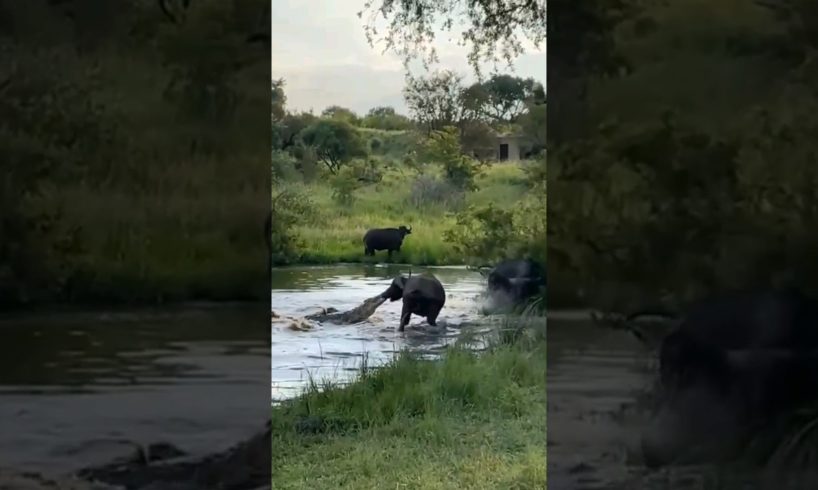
xmin=363 ymin=226 xmax=412 ymax=259
xmin=483 ymin=259 xmax=546 ymax=310
xmin=380 ymin=273 xmax=446 ymax=332
xmin=639 ymin=289 xmax=818 ymax=467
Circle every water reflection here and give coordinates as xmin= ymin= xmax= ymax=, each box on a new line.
xmin=0 ymin=304 xmax=269 ymax=473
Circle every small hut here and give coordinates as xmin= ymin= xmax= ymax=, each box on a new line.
xmin=495 ymin=131 xmax=534 ymax=162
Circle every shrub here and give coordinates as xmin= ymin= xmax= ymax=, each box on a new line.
xmin=419 ymin=126 xmax=482 ymax=191
xmin=270 ymin=189 xmax=313 ymax=264
xmin=407 ymin=175 xmax=465 ymax=210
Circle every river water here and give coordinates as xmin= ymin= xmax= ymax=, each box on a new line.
xmin=3 ymin=263 xmax=777 ymax=487
xmin=270 ymin=264 xmax=496 ymax=402
xmin=0 ymin=304 xmax=269 ymax=474
xmin=271 ymin=265 xmax=720 ymax=488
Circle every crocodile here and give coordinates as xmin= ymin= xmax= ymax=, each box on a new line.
xmin=304 ymin=295 xmax=387 ymax=324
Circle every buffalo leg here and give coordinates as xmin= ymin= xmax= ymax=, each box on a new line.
xmin=426 ymin=303 xmax=443 ymax=326
xmin=398 ymin=303 xmax=411 ymax=332
xmin=388 ymin=249 xmax=394 ymax=260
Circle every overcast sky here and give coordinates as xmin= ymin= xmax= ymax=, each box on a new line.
xmin=271 ymin=0 xmax=546 ymax=116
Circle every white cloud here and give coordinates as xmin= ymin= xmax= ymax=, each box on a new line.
xmin=271 ymin=0 xmax=545 ymax=116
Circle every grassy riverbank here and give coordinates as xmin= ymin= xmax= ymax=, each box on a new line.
xmin=284 ymin=162 xmax=532 ymax=266
xmin=271 ymin=328 xmax=547 ymax=489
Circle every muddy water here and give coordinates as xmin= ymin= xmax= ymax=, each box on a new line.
xmin=547 ymin=311 xmax=661 ymax=488
xmin=546 ymin=312 xmax=805 ymax=490
xmin=0 ymin=305 xmax=269 ymax=475
xmin=270 ymin=264 xmax=494 ymax=402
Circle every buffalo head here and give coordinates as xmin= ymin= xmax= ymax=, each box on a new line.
xmin=380 ymin=276 xmax=408 ymax=302
xmin=398 ymin=225 xmax=412 ymax=237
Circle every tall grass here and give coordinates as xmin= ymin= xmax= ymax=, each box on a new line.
xmin=271 ymin=322 xmax=547 ymax=489
xmin=287 ymin=162 xmax=531 ymax=266
xmin=7 ymin=43 xmax=269 ymax=304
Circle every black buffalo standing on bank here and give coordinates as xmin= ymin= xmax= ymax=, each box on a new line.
xmin=640 ymin=289 xmax=818 ymax=467
xmin=486 ymin=259 xmax=546 ymax=304
xmin=363 ymin=226 xmax=412 ymax=258
xmin=380 ymin=273 xmax=446 ymax=332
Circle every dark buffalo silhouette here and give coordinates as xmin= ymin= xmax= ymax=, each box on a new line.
xmin=363 ymin=226 xmax=412 ymax=258
xmin=486 ymin=259 xmax=546 ymax=305
xmin=379 ymin=273 xmax=445 ymax=332
xmin=640 ymin=289 xmax=818 ymax=467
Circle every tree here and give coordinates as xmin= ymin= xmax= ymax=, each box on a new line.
xmin=359 ymin=0 xmax=546 ymax=78
xmin=362 ymin=106 xmax=414 ymax=130
xmin=459 ymin=120 xmax=497 ymax=160
xmin=403 ymin=70 xmax=468 ymax=134
xmin=519 ymin=81 xmax=546 ymax=153
xmin=156 ymin=0 xmax=270 ymax=124
xmin=463 ymin=74 xmax=539 ymax=123
xmin=278 ymin=112 xmax=317 ymax=151
xmin=271 ymin=79 xmax=287 ymax=151
xmin=321 ymin=105 xmax=361 ymax=126
xmin=367 ymin=106 xmax=396 ymax=118
xmin=419 ymin=126 xmax=480 ymax=191
xmin=271 ymin=79 xmax=286 ymax=122
xmin=300 ymin=119 xmax=367 ymax=174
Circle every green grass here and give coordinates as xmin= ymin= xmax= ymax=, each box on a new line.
xmin=289 ymin=162 xmax=531 ymax=266
xmin=55 ymin=156 xmax=268 ymax=303
xmin=5 ymin=43 xmax=270 ymax=305
xmin=271 ymin=328 xmax=547 ymax=489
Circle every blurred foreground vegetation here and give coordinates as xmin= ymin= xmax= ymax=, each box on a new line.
xmin=1 ymin=0 xmax=270 ymax=307
xmin=548 ymin=0 xmax=818 ymax=310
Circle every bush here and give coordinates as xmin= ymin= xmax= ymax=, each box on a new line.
xmin=444 ymin=193 xmax=546 ymax=267
xmin=271 ymin=189 xmax=313 ymax=264
xmin=300 ymin=119 xmax=368 ymax=174
xmin=271 ymin=150 xmax=299 ymax=181
xmin=407 ymin=175 xmax=465 ymax=210
xmin=419 ymin=126 xmax=482 ymax=191
xmin=330 ymin=171 xmax=362 ymax=207
xmin=349 ymin=158 xmax=383 ymax=184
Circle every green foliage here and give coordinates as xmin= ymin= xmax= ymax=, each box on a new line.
xmin=547 ymin=1 xmax=818 ymax=308
xmin=462 ymin=74 xmax=539 ymax=123
xmin=359 ymin=0 xmax=546 ymax=78
xmin=271 ymin=188 xmax=313 ymax=265
xmin=272 ymin=79 xmax=286 ymax=121
xmin=156 ymin=0 xmax=266 ymax=126
xmin=419 ymin=127 xmax=482 ymax=191
xmin=362 ymin=106 xmax=414 ymax=130
xmin=300 ymin=119 xmax=368 ymax=174
xmin=272 ymin=339 xmax=546 ymax=489
xmin=445 ymin=194 xmax=546 ymax=267
xmin=1 ymin=0 xmax=270 ymax=305
xmin=407 ymin=175 xmax=464 ymax=211
xmin=271 ymin=149 xmax=299 ymax=181
xmin=519 ymin=102 xmax=546 ymax=153
xmin=458 ymin=120 xmax=497 ymax=160
xmin=0 ymin=43 xmax=117 ymax=304
xmin=283 ymin=162 xmax=529 ymax=266
xmin=330 ymin=169 xmax=363 ymax=208
xmin=321 ymin=105 xmax=361 ymax=126
xmin=362 ymin=129 xmax=420 ymax=162
xmin=403 ymin=70 xmax=468 ymax=133
xmin=275 ymin=111 xmax=317 ymax=151
xmin=349 ymin=158 xmax=384 ymax=184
